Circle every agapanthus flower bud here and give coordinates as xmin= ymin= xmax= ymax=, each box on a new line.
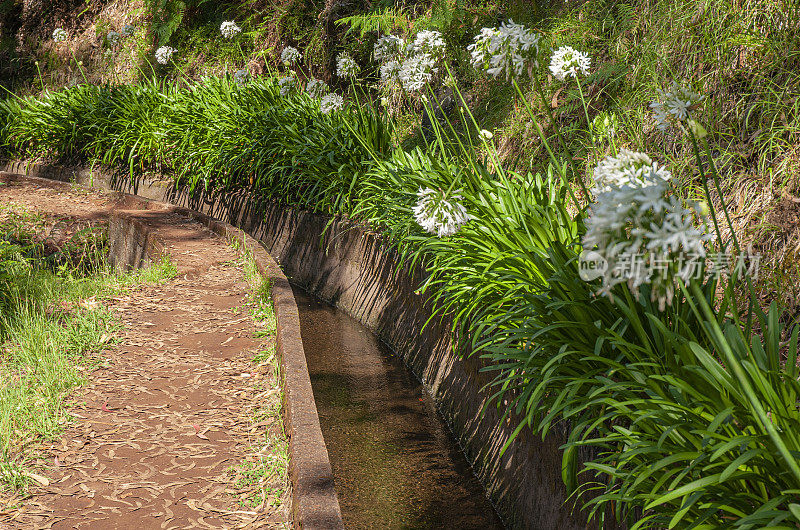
xmin=687 ymin=119 xmax=708 ymax=139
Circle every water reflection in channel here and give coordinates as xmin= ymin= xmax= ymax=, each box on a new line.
xmin=292 ymin=287 xmax=504 ymax=530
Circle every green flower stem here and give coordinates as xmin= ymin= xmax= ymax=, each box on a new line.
xmin=425 ymin=75 xmax=483 ymax=183
xmin=237 ymin=42 xmax=248 ymax=66
xmin=418 ymin=94 xmax=460 ymax=198
xmin=70 ymin=50 xmax=88 ymax=84
xmin=436 ymin=73 xmax=520 ymax=207
xmin=529 ymin=71 xmax=592 ymax=203
xmin=35 ymin=62 xmax=45 ymax=91
xmin=511 ymin=78 xmax=584 ymax=213
xmin=169 ymin=59 xmax=190 ymax=85
xmin=688 ymin=127 xmax=759 ymax=333
xmin=575 ymin=76 xmax=592 ymax=131
xmin=687 ymin=132 xmax=726 ymax=251
xmin=700 ymin=136 xmax=744 ymax=255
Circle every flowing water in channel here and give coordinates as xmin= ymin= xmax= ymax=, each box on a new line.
xmin=293 ymin=287 xmax=504 ymax=529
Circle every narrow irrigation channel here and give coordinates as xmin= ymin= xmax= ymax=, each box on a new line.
xmin=292 ymin=286 xmax=503 ymax=529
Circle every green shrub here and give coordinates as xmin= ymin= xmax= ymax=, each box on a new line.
xmin=4 ymin=56 xmax=800 ymax=525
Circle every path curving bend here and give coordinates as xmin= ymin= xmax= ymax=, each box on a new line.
xmin=0 ymin=176 xmax=291 ymax=529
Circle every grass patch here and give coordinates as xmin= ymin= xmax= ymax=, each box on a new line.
xmin=110 ymin=254 xmax=178 ymax=287
xmin=235 ymin=237 xmax=277 ymax=336
xmin=230 ymin=360 xmax=288 ymax=512
xmin=232 ymin=432 xmax=289 ymax=510
xmin=226 ymin=238 xmax=287 ymax=513
xmin=230 ymin=344 xmax=287 ymax=512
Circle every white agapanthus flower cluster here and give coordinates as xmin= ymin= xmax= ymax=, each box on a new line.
xmin=374 ymin=35 xmax=404 ymax=62
xmin=106 ymin=31 xmax=120 ymax=46
xmin=401 ymin=31 xmax=445 ymax=92
xmin=380 ymin=60 xmax=403 ymax=85
xmin=220 ymin=20 xmax=241 ymax=39
xmin=650 ymin=81 xmax=704 ymax=131
xmin=281 ymin=46 xmax=302 ymax=66
xmin=549 ymin=45 xmax=591 ymax=81
xmin=155 ymin=46 xmax=175 ymax=65
xmin=409 ymin=30 xmax=446 ymax=55
xmin=120 ymin=24 xmax=135 ymax=37
xmin=398 ymin=53 xmax=438 ymax=92
xmin=320 ymin=93 xmax=345 ymax=114
xmin=582 ymin=151 xmax=711 ymax=309
xmin=306 ymin=78 xmax=329 ymax=98
xmin=591 ymin=149 xmax=672 ymax=193
xmin=372 ymin=31 xmax=445 ymax=92
xmin=468 ymin=20 xmax=541 ymax=80
xmin=336 ymin=53 xmax=360 ymax=78
xmin=279 ymin=76 xmax=296 ymax=96
xmin=413 ymin=188 xmax=471 ymax=237
xmin=52 ymin=28 xmax=67 ymax=42
xmin=234 ymin=68 xmax=250 ymax=85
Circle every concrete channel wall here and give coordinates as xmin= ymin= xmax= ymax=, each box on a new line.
xmin=1 ymin=160 xmax=594 ymax=529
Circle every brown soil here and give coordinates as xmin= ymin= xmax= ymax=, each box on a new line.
xmin=0 ymin=177 xmax=289 ymax=528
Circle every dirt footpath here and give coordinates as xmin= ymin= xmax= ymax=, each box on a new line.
xmin=0 ymin=176 xmax=289 ymax=529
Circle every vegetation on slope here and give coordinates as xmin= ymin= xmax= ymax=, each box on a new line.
xmin=2 ymin=0 xmax=800 ymax=527
xmin=2 ymin=0 xmax=799 ymax=299
xmin=1 ymin=69 xmax=799 ymax=526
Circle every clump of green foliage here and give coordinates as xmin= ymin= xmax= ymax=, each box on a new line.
xmin=3 ymin=67 xmax=800 ymax=526
xmin=0 ymin=76 xmax=392 ymax=212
